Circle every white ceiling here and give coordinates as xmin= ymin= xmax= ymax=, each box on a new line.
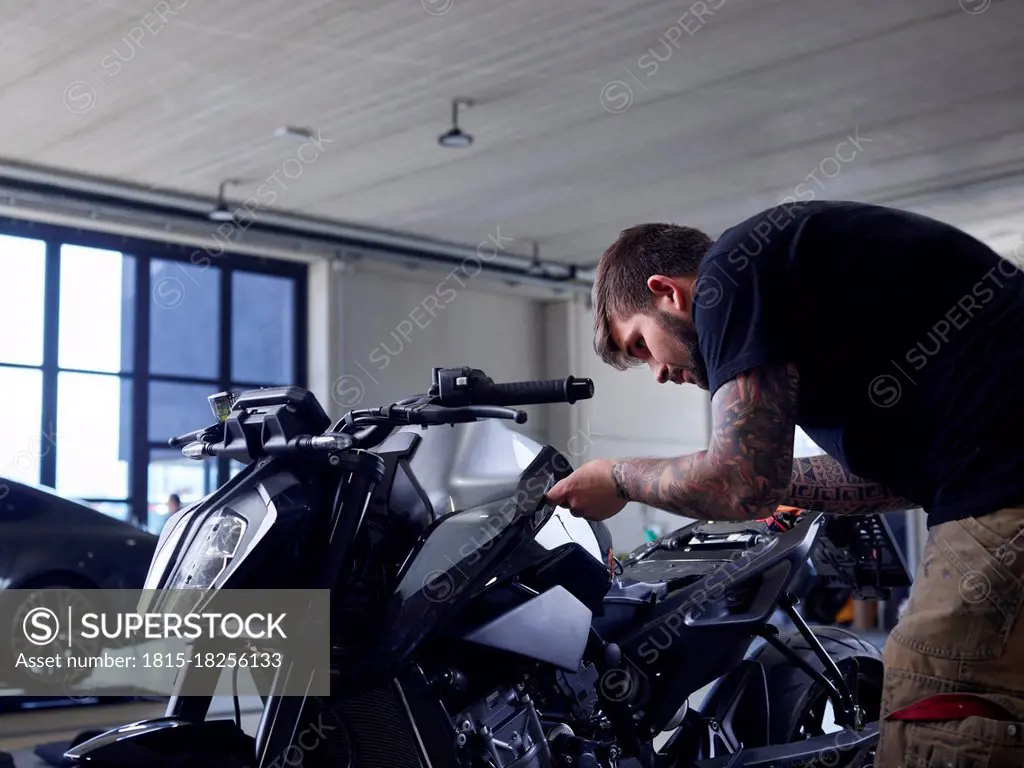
xmin=2 ymin=0 xmax=1023 ymax=264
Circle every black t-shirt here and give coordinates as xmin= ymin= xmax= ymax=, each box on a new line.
xmin=693 ymin=200 xmax=1024 ymax=526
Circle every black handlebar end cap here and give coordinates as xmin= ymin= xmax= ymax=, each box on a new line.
xmin=567 ymin=375 xmax=595 ymax=403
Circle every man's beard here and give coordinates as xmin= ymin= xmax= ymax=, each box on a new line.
xmin=656 ymin=310 xmax=709 ymax=390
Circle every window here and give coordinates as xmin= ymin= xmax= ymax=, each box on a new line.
xmin=0 ymin=234 xmax=46 ymax=366
xmin=149 ymin=381 xmax=222 ymax=443
xmin=0 ymin=367 xmax=45 ymax=484
xmin=149 ymin=258 xmax=221 ymax=379
xmin=55 ymin=372 xmax=131 ymax=500
xmin=0 ymin=220 xmax=306 ymax=527
xmin=59 ymin=246 xmax=135 ymax=373
xmin=232 ymin=271 xmax=295 ymax=385
xmin=148 ymin=448 xmax=216 ymax=534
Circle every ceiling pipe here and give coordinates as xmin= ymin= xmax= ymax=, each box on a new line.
xmin=0 ymin=158 xmax=596 ymax=293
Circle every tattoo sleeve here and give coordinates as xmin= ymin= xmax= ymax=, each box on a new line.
xmin=781 ymin=454 xmax=917 ymax=514
xmin=610 ymin=363 xmax=800 ymax=521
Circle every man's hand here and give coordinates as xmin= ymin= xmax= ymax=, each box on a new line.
xmin=545 ymin=459 xmax=629 ymax=521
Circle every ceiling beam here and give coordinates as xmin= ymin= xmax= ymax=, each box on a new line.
xmin=0 ymin=158 xmax=597 ymax=295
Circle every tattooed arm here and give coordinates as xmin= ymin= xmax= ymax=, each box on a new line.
xmin=780 ymin=454 xmax=917 ymax=514
xmin=610 ymin=363 xmax=799 ymax=522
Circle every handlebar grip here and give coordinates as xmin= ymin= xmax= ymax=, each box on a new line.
xmin=482 ymin=376 xmax=594 ymax=406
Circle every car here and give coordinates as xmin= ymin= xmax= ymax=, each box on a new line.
xmin=0 ymin=477 xmax=158 ymax=693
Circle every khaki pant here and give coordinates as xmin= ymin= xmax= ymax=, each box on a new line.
xmin=877 ymin=508 xmax=1024 ymax=767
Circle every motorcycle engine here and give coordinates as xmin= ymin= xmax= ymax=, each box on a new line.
xmin=453 ymin=685 xmax=553 ymax=768
xmin=452 ymin=679 xmax=618 ymax=768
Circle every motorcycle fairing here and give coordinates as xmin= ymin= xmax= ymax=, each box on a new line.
xmin=384 ymin=421 xmax=606 ymax=565
xmin=140 ymin=460 xmax=314 ymax=613
xmin=462 ymin=584 xmax=593 ymax=671
xmin=359 ymin=445 xmax=572 ymax=679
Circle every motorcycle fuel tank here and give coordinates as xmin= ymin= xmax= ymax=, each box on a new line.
xmin=380 ymin=420 xmax=605 ymax=564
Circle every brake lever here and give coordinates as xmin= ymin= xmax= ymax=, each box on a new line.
xmin=169 ymin=423 xmax=222 ymax=448
xmin=470 ymin=406 xmax=527 ymax=423
xmin=409 ymin=405 xmax=527 ymax=424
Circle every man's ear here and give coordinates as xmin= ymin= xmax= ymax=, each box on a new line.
xmin=647 ymin=274 xmax=696 ymax=313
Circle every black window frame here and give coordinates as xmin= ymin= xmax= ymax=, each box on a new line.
xmin=0 ymin=216 xmax=308 ymax=530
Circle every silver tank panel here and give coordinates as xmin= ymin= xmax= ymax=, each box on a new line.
xmin=375 ymin=421 xmax=606 ymax=564
xmin=379 ymin=420 xmax=544 ymax=516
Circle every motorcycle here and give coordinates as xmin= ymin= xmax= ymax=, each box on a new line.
xmin=65 ymin=365 xmax=911 ymax=768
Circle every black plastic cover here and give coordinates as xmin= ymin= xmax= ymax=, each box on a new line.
xmin=232 ymin=386 xmax=330 ymax=430
xmin=219 ymin=386 xmax=332 ymax=462
xmin=462 ymin=585 xmax=593 ymax=671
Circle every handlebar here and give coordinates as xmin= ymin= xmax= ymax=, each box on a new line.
xmin=171 ymin=365 xmax=595 ymax=462
xmin=168 ymin=428 xmax=208 ymax=448
xmin=474 ymin=376 xmax=594 ymax=407
xmin=431 ymin=367 xmax=595 ymax=409
xmin=181 ymin=433 xmax=355 ymax=459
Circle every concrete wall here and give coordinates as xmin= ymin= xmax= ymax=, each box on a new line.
xmin=318 ymin=262 xmax=548 ymax=443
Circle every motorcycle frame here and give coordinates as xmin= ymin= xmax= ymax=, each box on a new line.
xmin=605 ymin=513 xmax=885 ymax=768
xmin=66 ymin=428 xmax=903 ymax=768
xmin=66 ymin=438 xmax=581 ymax=767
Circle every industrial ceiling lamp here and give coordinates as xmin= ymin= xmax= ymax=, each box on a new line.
xmin=208 ymin=179 xmax=244 ymax=222
xmin=274 ymin=126 xmax=316 ymax=141
xmin=438 ymin=97 xmax=475 ymax=148
xmin=526 ymin=240 xmax=546 ymax=277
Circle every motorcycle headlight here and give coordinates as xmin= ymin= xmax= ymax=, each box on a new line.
xmin=165 ymin=509 xmax=248 ymax=591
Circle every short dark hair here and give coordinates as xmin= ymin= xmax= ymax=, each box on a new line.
xmin=592 ymin=223 xmax=713 ymax=369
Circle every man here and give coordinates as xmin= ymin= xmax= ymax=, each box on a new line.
xmin=545 ymin=200 xmax=1024 ymax=766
